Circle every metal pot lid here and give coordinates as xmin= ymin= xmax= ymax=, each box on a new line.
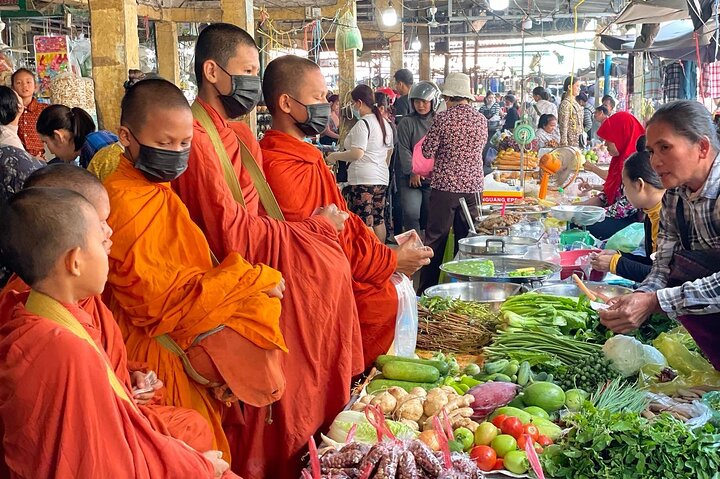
xmin=459 ymin=235 xmax=537 ymax=256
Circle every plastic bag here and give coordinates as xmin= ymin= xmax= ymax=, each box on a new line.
xmin=391 ymin=273 xmax=418 ymax=357
xmin=605 ymin=222 xmax=645 ymax=253
xmin=335 ymin=11 xmax=363 ymax=52
xmin=646 ymin=392 xmax=715 ymax=429
xmin=603 ymin=335 xmax=667 ymax=377
xmin=639 ymin=327 xmax=720 ymax=394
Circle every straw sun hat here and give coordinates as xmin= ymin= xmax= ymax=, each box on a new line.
xmin=440 ymin=72 xmax=476 ymax=102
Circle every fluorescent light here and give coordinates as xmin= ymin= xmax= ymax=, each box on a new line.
xmin=522 ymin=18 xmax=532 ymax=30
xmin=411 ymin=39 xmax=422 ymax=51
xmin=488 ymin=0 xmax=510 ymax=11
xmin=585 ymin=19 xmax=597 ymax=31
xmin=381 ymin=1 xmax=398 ymax=27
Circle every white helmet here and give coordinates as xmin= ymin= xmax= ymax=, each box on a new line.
xmin=409 ymin=81 xmax=442 ymax=113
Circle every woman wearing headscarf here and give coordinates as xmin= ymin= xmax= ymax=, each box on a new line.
xmin=579 ymin=111 xmax=645 ymax=239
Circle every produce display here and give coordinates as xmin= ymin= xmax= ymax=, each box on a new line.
xmin=417 ymin=297 xmax=499 ymax=354
xmin=314 ymin=284 xmax=720 ymax=478
xmin=493 ymin=149 xmax=540 ymax=170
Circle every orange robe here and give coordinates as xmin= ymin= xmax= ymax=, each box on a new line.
xmin=173 ymin=99 xmax=363 ymax=479
xmin=0 ymin=298 xmax=234 ymax=479
xmin=261 ymin=130 xmax=399 ymax=366
xmin=0 ymin=276 xmax=214 ymax=454
xmin=103 ymin=158 xmax=286 ymax=461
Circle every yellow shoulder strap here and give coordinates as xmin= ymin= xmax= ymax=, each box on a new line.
xmin=233 ymin=132 xmax=285 ymax=221
xmin=191 ymin=101 xmax=246 ymax=208
xmin=24 ymin=290 xmax=136 ymax=408
xmin=191 ymin=101 xmax=285 ymax=221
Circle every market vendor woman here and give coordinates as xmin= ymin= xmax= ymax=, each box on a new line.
xmin=600 ymin=101 xmax=720 ymax=370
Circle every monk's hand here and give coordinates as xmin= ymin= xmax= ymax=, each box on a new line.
xmin=395 ymin=236 xmax=433 ymax=276
xmin=314 ymin=203 xmax=349 ymax=233
xmin=599 ymin=292 xmax=661 ymax=334
xmin=202 ymin=450 xmax=230 ymax=478
xmin=131 ymin=370 xmax=163 ymax=405
xmin=266 ymin=277 xmax=286 ymax=299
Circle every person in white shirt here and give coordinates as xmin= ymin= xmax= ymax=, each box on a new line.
xmin=327 ymin=84 xmax=394 ymax=242
xmin=530 ymin=86 xmax=558 ymax=127
xmin=0 ymin=86 xmax=27 ymax=151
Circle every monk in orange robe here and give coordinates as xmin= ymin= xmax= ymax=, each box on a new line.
xmin=102 ymin=79 xmax=286 ymax=461
xmin=0 ymin=164 xmax=215 ymax=456
xmin=172 ymin=24 xmax=363 ymax=478
xmin=259 ymin=55 xmax=434 ymax=365
xmin=0 ymin=187 xmax=236 ymax=479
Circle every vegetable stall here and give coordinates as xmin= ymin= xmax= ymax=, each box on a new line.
xmin=301 ymin=207 xmax=720 ymax=479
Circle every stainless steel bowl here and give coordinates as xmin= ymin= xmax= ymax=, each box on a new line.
xmin=423 ymin=282 xmax=522 ymax=311
xmin=459 ymin=235 xmax=538 ymax=257
xmin=531 ymin=282 xmax=633 ymax=298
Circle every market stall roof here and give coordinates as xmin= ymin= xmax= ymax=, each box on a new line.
xmin=613 ymin=0 xmax=690 ymax=25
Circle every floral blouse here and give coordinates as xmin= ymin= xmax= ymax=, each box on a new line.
xmin=598 ymin=185 xmax=637 ymax=219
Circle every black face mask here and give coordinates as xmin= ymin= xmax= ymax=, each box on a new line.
xmin=288 ymin=96 xmax=331 ymax=137
xmin=130 ymin=131 xmax=190 ymax=182
xmin=214 ymin=65 xmax=262 ymax=119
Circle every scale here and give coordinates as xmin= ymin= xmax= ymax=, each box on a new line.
xmin=513 ymin=117 xmax=536 ymax=192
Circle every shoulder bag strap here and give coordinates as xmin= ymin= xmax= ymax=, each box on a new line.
xmin=233 ymin=132 xmax=285 ymax=221
xmin=191 ymin=102 xmax=246 ymax=208
xmin=25 ymin=290 xmax=137 ymax=408
xmin=676 ymin=196 xmax=692 ymax=250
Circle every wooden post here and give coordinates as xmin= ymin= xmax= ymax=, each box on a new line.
xmin=221 ymin=0 xmax=257 ymax=133
xmin=89 ymin=0 xmax=139 ymax=132
xmin=155 ymin=21 xmax=180 ymax=86
xmin=378 ymin=0 xmax=404 ymax=78
xmin=462 ymin=37 xmax=467 ymax=74
xmin=418 ymin=25 xmax=431 ymax=81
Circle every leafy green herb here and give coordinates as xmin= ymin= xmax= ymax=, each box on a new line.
xmin=541 ymin=406 xmax=720 ymax=479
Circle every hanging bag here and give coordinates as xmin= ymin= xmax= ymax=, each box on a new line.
xmin=411 ymin=135 xmax=434 ymax=177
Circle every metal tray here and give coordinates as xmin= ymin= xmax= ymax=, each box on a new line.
xmin=459 ymin=235 xmax=538 ymax=257
xmin=531 ymin=282 xmax=633 ymax=298
xmin=441 ymin=257 xmax=561 ymax=283
xmin=483 ymin=204 xmax=550 ymax=217
xmin=423 ymin=282 xmax=522 ymax=311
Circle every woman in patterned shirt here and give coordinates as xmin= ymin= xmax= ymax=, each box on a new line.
xmin=579 ymin=112 xmax=644 ymax=239
xmin=417 ymin=73 xmax=487 ymax=293
xmin=558 ymin=76 xmax=584 ymax=147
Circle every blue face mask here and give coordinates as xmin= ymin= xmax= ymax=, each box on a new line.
xmin=352 ymin=106 xmax=361 ymax=120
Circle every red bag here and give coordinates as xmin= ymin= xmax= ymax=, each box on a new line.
xmin=412 ymin=135 xmax=434 ymax=177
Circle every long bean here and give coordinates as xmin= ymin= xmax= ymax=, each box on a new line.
xmin=484 ymin=329 xmax=601 ymax=364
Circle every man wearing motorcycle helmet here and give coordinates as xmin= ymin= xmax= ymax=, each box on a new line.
xmin=395 ymin=81 xmax=441 ymax=235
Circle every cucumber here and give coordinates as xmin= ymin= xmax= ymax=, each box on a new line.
xmin=517 ymin=361 xmax=532 ymax=386
xmin=488 ymin=373 xmax=513 ymax=382
xmin=502 ymin=361 xmax=520 ymax=377
xmin=382 ymin=361 xmax=440 ymax=383
xmin=375 ymin=355 xmax=450 ymax=375
xmin=366 ymin=378 xmax=441 ymax=394
xmin=484 ymin=359 xmax=510 ymax=375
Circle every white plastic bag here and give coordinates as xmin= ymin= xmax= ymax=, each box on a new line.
xmin=390 ymin=273 xmax=418 ymax=357
xmin=603 ymin=335 xmax=666 ymax=377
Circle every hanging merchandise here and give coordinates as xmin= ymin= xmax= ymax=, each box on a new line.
xmin=34 ymin=36 xmax=71 ymax=98
xmin=663 ymin=61 xmax=683 ymax=102
xmin=683 ymin=60 xmax=697 ymax=100
xmin=702 ymin=61 xmax=720 ymax=99
xmin=335 ymin=7 xmax=363 ymax=52
xmin=643 ymin=54 xmax=662 ymax=101
xmin=70 ymin=35 xmax=92 ymax=78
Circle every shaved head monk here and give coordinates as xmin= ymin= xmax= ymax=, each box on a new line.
xmin=0 ymin=188 xmax=236 ymax=478
xmin=0 ymin=164 xmax=216 ymax=459
xmin=172 ymin=23 xmax=364 ymax=478
xmin=260 ymin=54 xmax=434 ymax=365
xmin=102 ymin=78 xmax=287 ymax=462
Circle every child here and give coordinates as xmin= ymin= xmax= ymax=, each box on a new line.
xmin=0 ymin=187 xmax=234 ymax=478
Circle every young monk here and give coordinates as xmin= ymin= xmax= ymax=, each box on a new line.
xmin=260 ymin=55 xmax=434 ymax=364
xmin=172 ymin=23 xmax=364 ymax=478
xmin=0 ymin=187 xmax=235 ymax=478
xmin=0 ymin=163 xmax=215 ymax=455
xmin=102 ymin=78 xmax=286 ymax=461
